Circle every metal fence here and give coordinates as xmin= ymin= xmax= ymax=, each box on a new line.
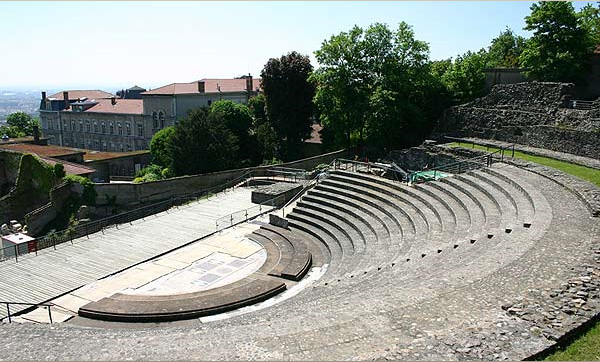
xmin=1 ymin=301 xmax=54 ymax=324
xmin=0 ymin=169 xmax=259 ymax=263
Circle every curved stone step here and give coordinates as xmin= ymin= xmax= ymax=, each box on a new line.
xmin=252 ymin=225 xmax=312 ymax=281
xmin=78 ymin=276 xmax=286 ymax=322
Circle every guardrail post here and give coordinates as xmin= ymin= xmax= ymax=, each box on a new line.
xmin=47 ymin=306 xmax=52 ymax=324
xmin=53 ymin=237 xmax=56 ymax=250
xmin=501 ymin=148 xmax=504 ymax=162
xmin=458 ymin=162 xmax=462 ymax=174
xmin=14 ymin=245 xmax=18 ymax=262
xmin=245 ymin=210 xmax=248 ymax=221
xmin=512 ymin=145 xmax=515 ymax=158
xmin=6 ymin=303 xmax=11 ymax=323
xmin=230 ymin=215 xmax=233 ymax=226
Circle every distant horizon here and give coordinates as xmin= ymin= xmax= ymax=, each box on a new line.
xmin=0 ymin=1 xmax=595 ymax=91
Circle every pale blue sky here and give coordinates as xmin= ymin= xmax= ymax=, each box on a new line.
xmin=0 ymin=1 xmax=594 ymax=91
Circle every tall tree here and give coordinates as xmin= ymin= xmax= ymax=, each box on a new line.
xmin=169 ymin=108 xmax=239 ymax=176
xmin=578 ymin=2 xmax=600 ymax=46
xmin=486 ymin=28 xmax=526 ymax=68
xmin=442 ymin=50 xmax=488 ymax=103
xmin=312 ymin=22 xmax=449 ymax=152
xmin=209 ymin=100 xmax=255 ymax=165
xmin=5 ymin=112 xmax=39 ymax=136
xmin=520 ymin=1 xmax=593 ymax=82
xmin=248 ymin=94 xmax=278 ymax=161
xmin=149 ymin=126 xmax=175 ymax=168
xmin=261 ymin=51 xmax=315 ymax=161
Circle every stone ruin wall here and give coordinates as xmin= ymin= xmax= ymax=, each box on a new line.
xmin=436 ymin=82 xmax=600 ymax=159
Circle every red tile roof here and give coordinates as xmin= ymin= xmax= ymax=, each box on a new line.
xmin=83 ymin=150 xmax=149 ymax=162
xmin=68 ymin=99 xmax=143 ymax=114
xmin=0 ymin=143 xmax=84 ymax=158
xmin=39 ymin=156 xmax=95 ymax=176
xmin=48 ymin=90 xmax=114 ymax=101
xmin=142 ymin=78 xmax=262 ymax=95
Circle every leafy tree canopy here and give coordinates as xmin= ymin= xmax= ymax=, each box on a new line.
xmin=169 ymin=108 xmax=239 ymax=176
xmin=520 ymin=1 xmax=594 ymax=82
xmin=311 ymin=22 xmax=448 ymax=152
xmin=261 ymin=51 xmax=315 ymax=161
xmin=3 ymin=112 xmax=39 ymax=137
xmin=441 ymin=50 xmax=488 ymax=104
xmin=486 ymin=28 xmax=526 ymax=68
xmin=578 ymin=2 xmax=600 ymax=46
xmin=149 ymin=126 xmax=175 ymax=168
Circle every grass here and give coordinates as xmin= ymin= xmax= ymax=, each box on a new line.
xmin=449 ymin=141 xmax=600 ymax=360
xmin=543 ymin=323 xmax=600 ymax=361
xmin=448 ymin=142 xmax=600 ymax=187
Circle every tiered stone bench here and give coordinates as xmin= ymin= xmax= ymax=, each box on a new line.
xmin=2 ymin=161 xmax=599 ymax=362
xmin=78 ymin=276 xmax=286 ymax=322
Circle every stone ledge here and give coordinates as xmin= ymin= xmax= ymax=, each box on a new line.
xmin=78 ymin=276 xmax=286 ymax=322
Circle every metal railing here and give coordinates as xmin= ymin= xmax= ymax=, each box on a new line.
xmin=333 ymin=158 xmax=407 ymax=182
xmin=0 ymin=169 xmax=260 ymax=263
xmin=1 ymin=301 xmax=54 ymax=324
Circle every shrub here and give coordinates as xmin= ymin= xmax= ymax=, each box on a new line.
xmin=53 ymin=163 xmax=66 ymax=179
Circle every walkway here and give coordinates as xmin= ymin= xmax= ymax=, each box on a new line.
xmin=447 ymin=136 xmax=600 ymax=170
xmin=0 ymin=187 xmax=272 ymax=319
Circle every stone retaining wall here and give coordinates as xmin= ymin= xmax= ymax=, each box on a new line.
xmin=94 ymin=149 xmax=346 ymax=207
xmin=25 ymin=182 xmax=75 ymax=236
xmin=436 ymin=82 xmax=600 ymax=160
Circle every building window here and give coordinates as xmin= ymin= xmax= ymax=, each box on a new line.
xmin=117 ymin=123 xmax=123 ymax=135
xmin=152 ymin=111 xmax=158 ymax=129
xmin=70 ymin=120 xmax=75 ymax=131
xmin=102 ymin=142 xmax=107 ymax=151
xmin=126 ymin=122 xmax=131 ymax=136
xmin=109 ymin=123 xmax=114 ymax=134
xmin=137 ymin=123 xmax=143 ymax=137
xmin=208 ymin=100 xmax=212 ymax=106
xmin=95 ymin=141 xmax=99 ymax=150
xmin=110 ymin=142 xmax=114 ymax=151
xmin=93 ymin=122 xmax=98 ymax=133
xmin=79 ymin=121 xmax=83 ymax=132
xmin=101 ymin=122 xmax=106 ymax=134
xmin=86 ymin=121 xmax=91 ymax=133
xmin=127 ymin=144 xmax=132 ymax=151
xmin=62 ymin=120 xmax=67 ymax=130
xmin=119 ymin=144 xmax=124 ymax=152
xmin=81 ymin=141 xmax=85 ymax=149
xmin=158 ymin=111 xmax=165 ymax=128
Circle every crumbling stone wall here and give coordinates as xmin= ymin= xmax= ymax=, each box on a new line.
xmin=435 ymin=82 xmax=600 ymax=159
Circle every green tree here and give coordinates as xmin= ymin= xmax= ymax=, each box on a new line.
xmin=442 ymin=50 xmax=488 ymax=103
xmin=169 ymin=108 xmax=239 ymax=176
xmin=6 ymin=112 xmax=39 ymax=136
xmin=248 ymin=94 xmax=278 ymax=161
xmin=486 ymin=28 xmax=526 ymax=68
xmin=149 ymin=126 xmax=175 ymax=168
xmin=578 ymin=2 xmax=600 ymax=46
xmin=520 ymin=1 xmax=594 ymax=82
xmin=261 ymin=51 xmax=315 ymax=161
xmin=312 ymin=22 xmax=449 ymax=152
xmin=209 ymin=100 xmax=255 ymax=164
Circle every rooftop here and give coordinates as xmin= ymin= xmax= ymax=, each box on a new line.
xmin=83 ymin=149 xmax=149 ymax=162
xmin=48 ymin=90 xmax=115 ymax=101
xmin=67 ymin=99 xmax=143 ymax=114
xmin=0 ymin=143 xmax=84 ymax=158
xmin=39 ymin=156 xmax=95 ymax=176
xmin=142 ymin=78 xmax=262 ymax=96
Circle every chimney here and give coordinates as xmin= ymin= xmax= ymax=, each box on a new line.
xmin=33 ymin=125 xmax=40 ymax=144
xmin=111 ymin=96 xmax=117 ymax=106
xmin=246 ymin=73 xmax=253 ymax=92
xmin=63 ymin=91 xmax=69 ymax=110
xmin=197 ymin=81 xmax=205 ymax=93
xmin=41 ymin=91 xmax=47 ymax=101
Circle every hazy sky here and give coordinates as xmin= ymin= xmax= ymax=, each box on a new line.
xmin=0 ymin=1 xmax=594 ymax=91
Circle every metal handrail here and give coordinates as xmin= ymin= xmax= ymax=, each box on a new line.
xmin=0 ymin=170 xmax=261 ymax=263
xmin=0 ymin=301 xmax=54 ymax=324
